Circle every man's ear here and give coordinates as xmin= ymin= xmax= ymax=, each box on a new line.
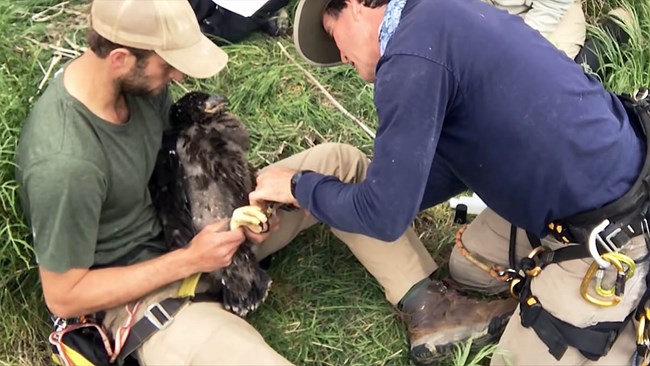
xmin=107 ymin=48 xmax=134 ymax=74
xmin=349 ymin=0 xmax=364 ymax=21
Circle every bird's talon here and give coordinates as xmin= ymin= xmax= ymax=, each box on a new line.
xmin=230 ymin=205 xmax=268 ymax=232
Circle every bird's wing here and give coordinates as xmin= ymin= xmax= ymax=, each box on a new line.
xmin=149 ymin=130 xmax=195 ymax=249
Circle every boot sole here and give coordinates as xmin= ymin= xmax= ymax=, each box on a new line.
xmin=410 ymin=311 xmax=513 ymax=366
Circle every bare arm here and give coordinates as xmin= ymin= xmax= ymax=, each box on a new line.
xmin=40 ymin=221 xmax=245 ymax=318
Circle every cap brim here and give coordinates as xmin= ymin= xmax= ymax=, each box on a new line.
xmin=293 ymin=0 xmax=341 ymax=67
xmin=156 ymin=34 xmax=228 ymax=79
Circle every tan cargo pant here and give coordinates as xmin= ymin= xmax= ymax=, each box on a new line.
xmin=103 ymin=143 xmax=437 ymax=365
xmin=491 ymin=1 xmax=586 ymax=59
xmin=451 ymin=208 xmax=648 ymax=365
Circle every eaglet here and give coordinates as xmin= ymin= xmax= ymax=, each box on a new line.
xmin=149 ymin=91 xmax=274 ymax=316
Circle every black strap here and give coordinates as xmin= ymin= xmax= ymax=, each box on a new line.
xmin=519 ymin=279 xmax=625 ymax=361
xmin=118 ymin=292 xmax=221 ymax=362
xmin=509 ymin=225 xmax=518 ymax=270
xmin=119 ymin=297 xmax=188 ymax=362
xmin=537 ymin=245 xmax=590 ymax=266
xmin=521 ymin=298 xmax=622 ymax=360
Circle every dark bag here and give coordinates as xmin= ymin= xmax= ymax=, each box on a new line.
xmin=188 ymin=0 xmax=290 ymax=45
xmin=50 ymin=314 xmax=140 ymax=366
xmin=50 ymin=315 xmax=114 ymax=365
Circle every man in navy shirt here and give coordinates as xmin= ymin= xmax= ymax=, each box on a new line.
xmin=250 ymin=0 xmax=650 ymax=364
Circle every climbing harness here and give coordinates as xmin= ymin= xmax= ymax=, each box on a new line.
xmin=50 ymin=273 xmax=212 ymax=366
xmin=456 ymin=89 xmax=650 ymax=361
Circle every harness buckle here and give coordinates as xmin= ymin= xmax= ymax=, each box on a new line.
xmin=642 ymin=218 xmax=650 ymax=236
xmin=144 ymin=302 xmax=173 ymax=330
xmin=603 ymin=226 xmax=624 ymax=248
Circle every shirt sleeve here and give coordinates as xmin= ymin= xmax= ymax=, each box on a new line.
xmin=21 ymin=156 xmax=107 ymax=273
xmin=295 ymin=54 xmax=458 ymax=241
xmin=524 ymin=0 xmax=575 ymax=37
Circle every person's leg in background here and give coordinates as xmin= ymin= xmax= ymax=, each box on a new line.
xmin=545 ymin=1 xmax=587 ymax=60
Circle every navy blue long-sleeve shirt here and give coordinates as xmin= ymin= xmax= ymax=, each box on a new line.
xmin=295 ymin=0 xmax=644 ymax=241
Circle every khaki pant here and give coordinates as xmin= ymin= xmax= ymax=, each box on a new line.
xmin=491 ymin=1 xmax=586 ymax=59
xmin=104 ymin=143 xmax=436 ymax=365
xmin=546 ymin=2 xmax=587 ymax=60
xmin=451 ymin=209 xmax=648 ymax=365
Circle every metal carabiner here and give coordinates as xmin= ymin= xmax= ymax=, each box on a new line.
xmin=594 ymin=252 xmax=636 ymax=297
xmin=580 ymin=252 xmax=627 ymax=306
xmin=509 ymin=276 xmax=522 ymax=300
xmin=588 ymin=220 xmax=613 ymax=268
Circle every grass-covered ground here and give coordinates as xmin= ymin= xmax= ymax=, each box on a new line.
xmin=1 ymin=0 xmax=649 ymax=365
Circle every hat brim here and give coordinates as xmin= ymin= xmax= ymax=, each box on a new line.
xmin=293 ymin=0 xmax=341 ymax=67
xmin=156 ymin=34 xmax=228 ymax=79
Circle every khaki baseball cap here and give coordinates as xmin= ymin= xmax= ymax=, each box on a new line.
xmin=293 ymin=0 xmax=341 ymax=67
xmin=90 ymin=0 xmax=228 ymax=79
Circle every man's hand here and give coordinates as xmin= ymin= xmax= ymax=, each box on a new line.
xmin=184 ymin=220 xmax=246 ymax=273
xmin=249 ymin=166 xmax=298 ymax=207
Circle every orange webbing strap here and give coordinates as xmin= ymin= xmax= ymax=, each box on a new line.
xmin=454 ymin=225 xmax=510 ymax=281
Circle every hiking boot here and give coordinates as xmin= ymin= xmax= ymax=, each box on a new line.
xmin=398 ymin=279 xmax=517 ymax=365
xmin=261 ymin=8 xmax=290 ymax=37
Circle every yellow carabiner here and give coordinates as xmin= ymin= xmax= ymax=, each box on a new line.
xmin=509 ymin=277 xmax=522 ymax=300
xmin=594 ymin=252 xmax=636 ymax=297
xmin=638 ymin=307 xmax=650 ymax=345
xmin=636 ymin=307 xmax=650 ymax=366
xmin=580 ymin=253 xmax=626 ymax=307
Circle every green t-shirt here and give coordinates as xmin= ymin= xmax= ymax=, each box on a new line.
xmin=15 ymin=68 xmax=172 ymax=273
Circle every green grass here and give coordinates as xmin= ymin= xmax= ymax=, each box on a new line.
xmin=586 ymin=1 xmax=650 ymax=90
xmin=1 ymin=0 xmax=649 ymax=365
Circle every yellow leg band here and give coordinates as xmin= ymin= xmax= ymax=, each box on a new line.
xmin=177 ymin=273 xmax=202 ymax=298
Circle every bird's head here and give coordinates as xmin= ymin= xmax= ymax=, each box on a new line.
xmin=203 ymin=94 xmax=230 ymax=115
xmin=170 ymin=91 xmax=250 ymax=150
xmin=170 ymin=91 xmax=230 ymax=128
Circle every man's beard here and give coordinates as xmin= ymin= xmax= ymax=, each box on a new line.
xmin=118 ymin=63 xmax=159 ymax=97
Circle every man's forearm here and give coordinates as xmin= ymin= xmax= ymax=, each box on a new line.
xmin=43 ymin=248 xmax=195 ymax=318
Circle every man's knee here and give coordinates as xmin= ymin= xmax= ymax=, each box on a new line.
xmin=309 ymin=142 xmax=369 ymax=182
xmin=138 ymin=302 xmax=290 ymax=365
xmin=447 ymin=209 xmax=520 ymax=294
xmin=449 ymin=245 xmax=509 ymax=294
